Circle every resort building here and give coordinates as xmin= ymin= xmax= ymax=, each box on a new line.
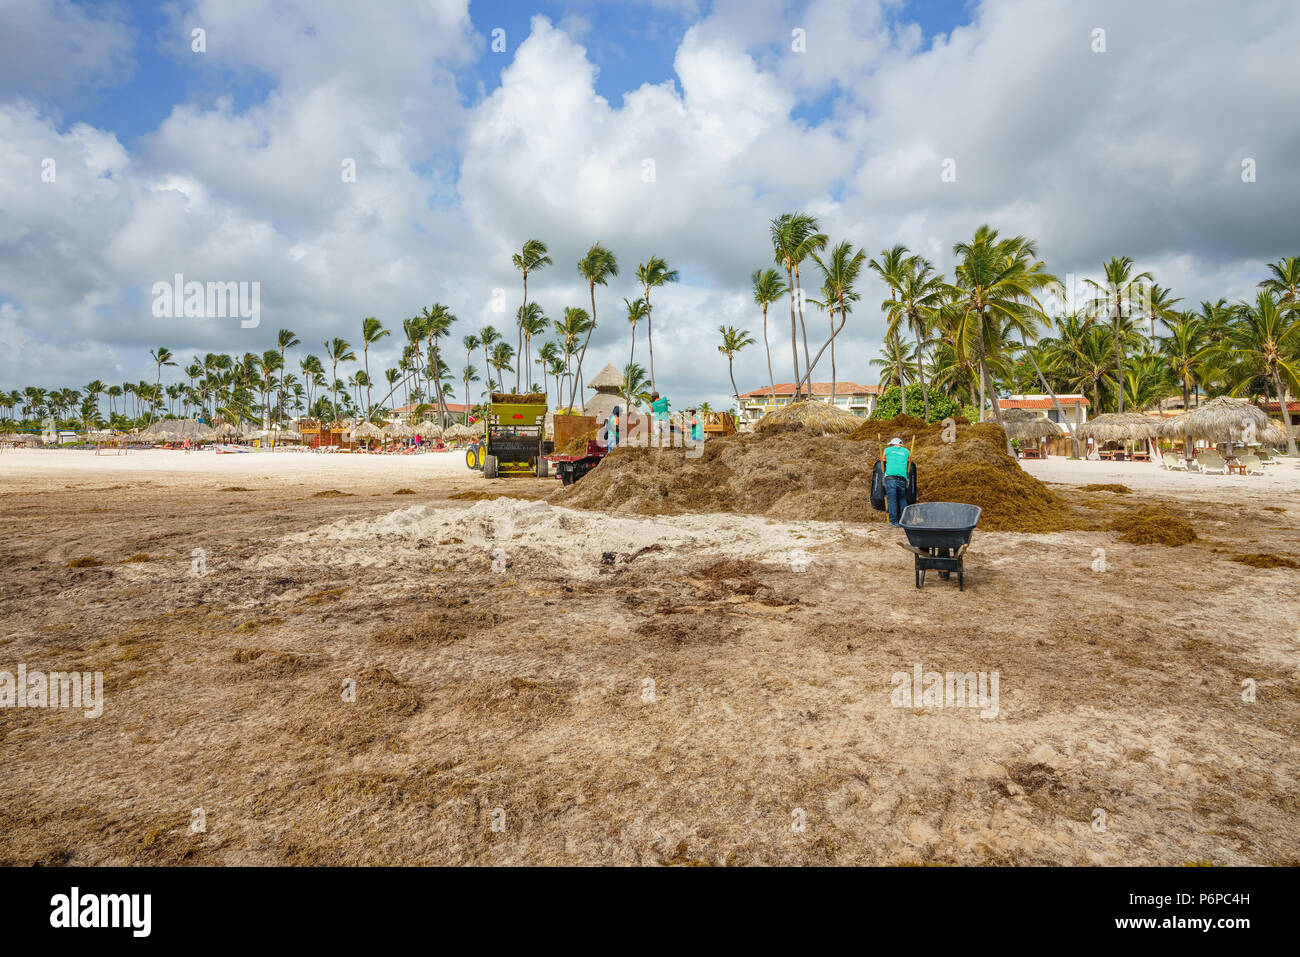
xmin=1000 ymin=395 xmax=1090 ymax=430
xmin=737 ymin=382 xmax=882 ymax=427
xmin=390 ymin=401 xmax=472 ymax=424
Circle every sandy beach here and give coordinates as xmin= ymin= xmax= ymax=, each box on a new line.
xmin=0 ymin=445 xmax=1296 ymax=865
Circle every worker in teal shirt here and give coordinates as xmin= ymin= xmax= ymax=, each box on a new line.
xmin=650 ymin=391 xmax=669 ymax=446
xmin=687 ymin=408 xmax=703 ymax=443
xmin=881 ymin=437 xmax=910 ymax=527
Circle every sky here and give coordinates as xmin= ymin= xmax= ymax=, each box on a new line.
xmin=1 ymin=0 xmax=1297 ymax=412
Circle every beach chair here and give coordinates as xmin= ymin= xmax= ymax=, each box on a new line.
xmin=1197 ymin=451 xmax=1227 ymax=474
xmin=1239 ymin=454 xmax=1264 ymax=475
xmin=1162 ymin=452 xmax=1186 ymax=470
xmin=1257 ymin=449 xmax=1278 ymax=466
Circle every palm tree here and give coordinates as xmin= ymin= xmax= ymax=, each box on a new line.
xmin=623 ymin=297 xmax=648 ymax=403
xmin=1084 ymin=256 xmax=1153 ymax=413
xmin=750 ymin=268 xmax=788 ymax=406
xmin=572 ymin=242 xmax=619 ymax=408
xmin=479 ymin=325 xmax=501 ymax=397
xmin=324 ymin=338 xmax=355 ymax=422
xmin=420 ymin=303 xmax=456 ymax=426
xmin=770 ymin=213 xmax=827 ymax=395
xmin=1144 ymin=282 xmax=1183 ymax=340
xmin=883 ymin=257 xmax=945 ymax=419
xmin=623 ymin=362 xmax=651 ymax=409
xmin=944 ymin=226 xmax=1058 ymax=432
xmin=147 ymin=347 xmax=176 ymax=424
xmin=535 ymin=341 xmax=560 ymax=402
xmin=462 ymin=334 xmax=481 ymax=408
xmin=717 ymin=325 xmax=756 ymax=407
xmin=489 ymin=341 xmax=515 ymax=393
xmin=276 ymin=329 xmax=299 ymax=423
xmin=461 ymin=364 xmax=480 ymax=419
xmin=1219 ymin=290 xmax=1299 ymax=455
xmin=1260 ymin=256 xmax=1300 ymax=308
xmin=1158 ymin=314 xmax=1209 ymax=413
xmin=871 ymin=329 xmax=918 ymax=392
xmin=635 ymin=256 xmax=679 ymax=394
xmin=512 ymin=239 xmax=552 ymax=391
xmin=360 ymin=317 xmax=388 ymax=416
xmin=805 ymin=239 xmax=866 ymax=399
xmin=868 ymin=244 xmax=914 ymax=303
xmin=517 ymin=302 xmax=548 ymax=392
xmin=554 ymin=308 xmax=590 ymax=408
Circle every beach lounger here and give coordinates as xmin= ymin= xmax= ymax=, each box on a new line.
xmin=1239 ymin=454 xmax=1264 ymax=475
xmin=1197 ymin=452 xmax=1227 ymax=474
xmin=1162 ymin=453 xmax=1186 ymax=470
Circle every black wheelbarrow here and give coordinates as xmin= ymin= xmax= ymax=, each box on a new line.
xmin=898 ymin=502 xmax=981 ymax=590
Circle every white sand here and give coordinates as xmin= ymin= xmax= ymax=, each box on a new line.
xmin=0 ymin=447 xmax=474 ymax=484
xmin=1020 ymin=455 xmax=1300 ymax=494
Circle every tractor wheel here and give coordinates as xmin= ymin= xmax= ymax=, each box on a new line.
xmin=536 ymin=456 xmax=549 ymax=478
xmin=465 ymin=447 xmax=479 ymax=470
xmin=483 ymin=454 xmax=498 ymax=479
xmin=560 ymin=466 xmax=573 ymax=487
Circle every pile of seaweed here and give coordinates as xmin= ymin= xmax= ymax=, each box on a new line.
xmin=552 ymin=414 xmax=1088 ymax=532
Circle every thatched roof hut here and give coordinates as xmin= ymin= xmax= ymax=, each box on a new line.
xmin=412 ymin=420 xmax=443 ymax=438
xmin=353 ymin=422 xmax=383 ymax=440
xmin=1260 ymin=423 xmax=1289 ymax=446
xmin=383 ymin=421 xmax=413 ymax=439
xmin=1157 ymin=396 xmax=1270 ymax=445
xmin=445 ymin=423 xmax=477 ymax=440
xmin=1077 ymin=412 xmax=1160 ymax=444
xmin=999 ymin=408 xmax=1063 ymax=442
xmin=754 ymin=399 xmax=861 ymax=435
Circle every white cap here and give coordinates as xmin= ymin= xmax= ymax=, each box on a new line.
xmin=889 ymin=437 xmax=903 ymax=446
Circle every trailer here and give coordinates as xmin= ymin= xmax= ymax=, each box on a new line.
xmin=466 ymin=393 xmax=552 ymax=478
xmin=545 ymin=437 xmax=609 ymax=486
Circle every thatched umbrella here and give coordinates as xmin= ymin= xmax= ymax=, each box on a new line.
xmin=1260 ymin=423 xmax=1289 ymax=447
xmin=383 ymin=421 xmax=413 ymax=440
xmin=1158 ymin=396 xmax=1271 ymax=457
xmin=445 ymin=423 xmax=476 ymax=441
xmin=212 ymin=421 xmax=239 ymax=439
xmin=1077 ymin=413 xmax=1160 ymax=445
xmin=999 ymin=408 xmax=1062 ymax=444
xmin=412 ymin=419 xmax=443 ymax=439
xmin=353 ymin=421 xmax=383 ymax=443
xmin=754 ymin=399 xmax=861 ymax=436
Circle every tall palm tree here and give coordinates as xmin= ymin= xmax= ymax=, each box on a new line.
xmin=420 ymin=304 xmax=455 ymax=426
xmin=750 ymin=268 xmax=788 ymax=407
xmin=944 ymin=226 xmax=1058 ymax=432
xmin=572 ymin=242 xmax=619 ymax=409
xmin=1158 ymin=314 xmax=1209 ymax=413
xmin=717 ymin=325 xmax=756 ymax=408
xmin=806 ymin=240 xmax=866 ymax=400
xmin=1219 ymin=290 xmax=1299 ymax=455
xmin=324 ymin=338 xmax=355 ymax=422
xmin=868 ymin=244 xmax=914 ymax=304
xmin=770 ymin=213 xmax=827 ymax=396
xmin=462 ymin=334 xmax=481 ymax=409
xmin=276 ymin=329 xmax=299 ymax=423
xmin=1144 ymin=282 xmax=1183 ymax=339
xmin=147 ymin=347 xmax=176 ymax=424
xmin=489 ymin=341 xmax=515 ymax=393
xmin=623 ymin=297 xmax=648 ymax=403
xmin=555 ymin=308 xmax=590 ymax=405
xmin=517 ymin=302 xmax=547 ymax=392
xmin=478 ymin=326 xmax=501 ymax=397
xmin=512 ymin=239 xmax=552 ymax=391
xmin=360 ymin=317 xmax=388 ymax=417
xmin=461 ymin=365 xmax=480 ymax=419
xmin=883 ymin=257 xmax=946 ymax=419
xmin=1084 ymin=256 xmax=1153 ymax=413
xmin=635 ymin=256 xmax=679 ymax=394
xmin=622 ymin=362 xmax=651 ymax=409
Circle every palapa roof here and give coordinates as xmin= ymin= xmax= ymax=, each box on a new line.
xmin=587 ymin=364 xmax=624 ymax=391
xmin=753 ymin=398 xmax=861 ymax=435
xmin=1077 ymin=412 xmax=1161 ymax=443
xmin=583 ymin=391 xmax=623 ymax=421
xmin=1157 ymin=396 xmax=1271 ymax=443
xmin=998 ymin=408 xmax=1063 ymax=441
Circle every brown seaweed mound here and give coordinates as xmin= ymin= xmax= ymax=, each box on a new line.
xmin=552 ymin=415 xmax=1084 ymax=532
xmin=1110 ymin=507 xmax=1197 ymax=546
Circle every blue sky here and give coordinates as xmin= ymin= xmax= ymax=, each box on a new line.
xmin=62 ymin=0 xmax=976 ymax=145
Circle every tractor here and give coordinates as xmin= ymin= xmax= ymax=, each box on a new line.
xmin=465 ymin=393 xmax=552 ymax=478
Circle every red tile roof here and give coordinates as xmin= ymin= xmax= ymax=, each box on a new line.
xmin=1260 ymin=400 xmax=1300 ymax=414
xmin=739 ymin=382 xmax=880 ymax=398
xmin=1000 ymin=397 xmax=1089 ymax=409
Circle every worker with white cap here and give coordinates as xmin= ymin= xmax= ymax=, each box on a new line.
xmin=880 ymin=437 xmax=910 ymax=527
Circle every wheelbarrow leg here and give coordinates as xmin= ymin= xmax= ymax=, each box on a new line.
xmin=915 ymin=558 xmax=924 ymax=589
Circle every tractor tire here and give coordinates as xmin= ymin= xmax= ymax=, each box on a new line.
xmin=465 ymin=447 xmax=479 ymax=470
xmin=483 ymin=454 xmax=498 ymax=479
xmin=536 ymin=456 xmax=549 ymax=478
xmin=560 ymin=466 xmax=573 ymax=487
